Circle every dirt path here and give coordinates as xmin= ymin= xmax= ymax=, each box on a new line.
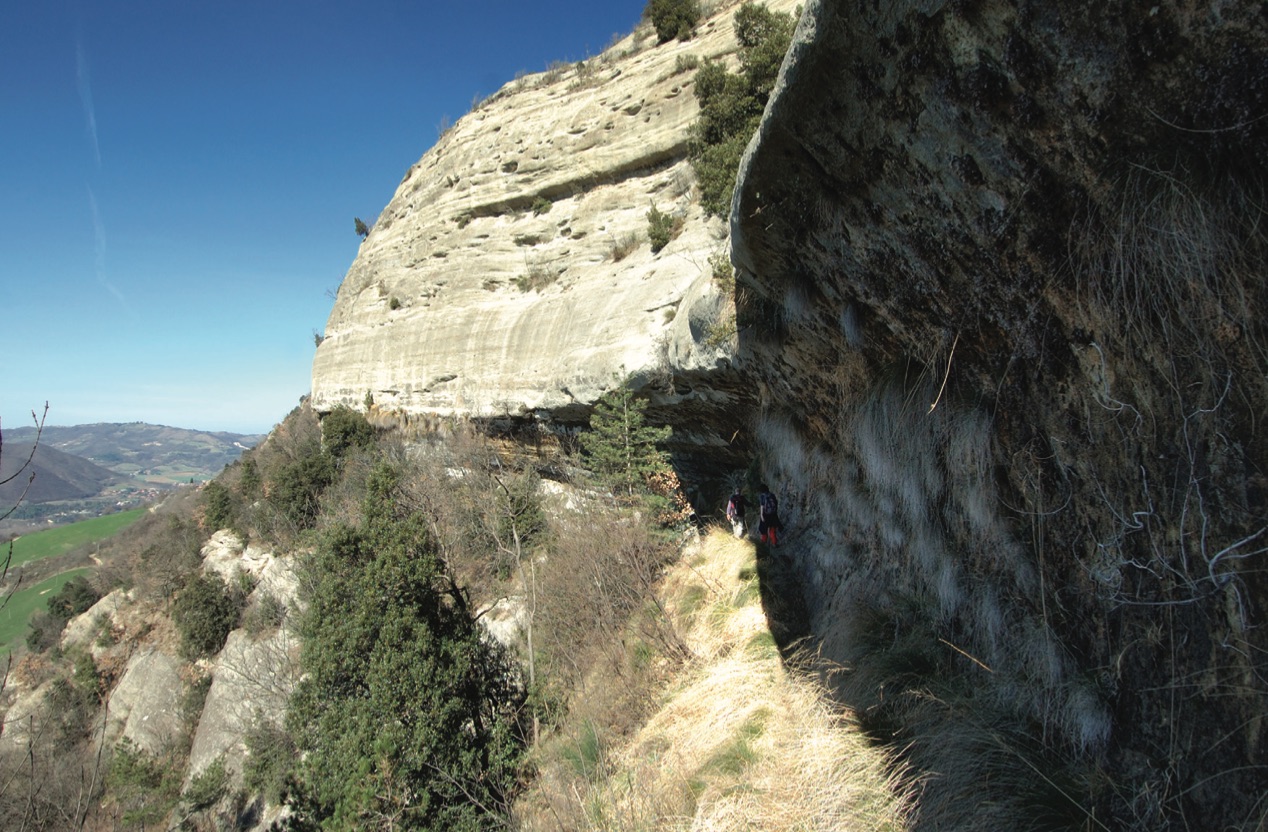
xmin=753 ymin=534 xmax=814 ymax=656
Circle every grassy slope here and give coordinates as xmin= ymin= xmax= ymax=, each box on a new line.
xmin=4 ymin=509 xmax=144 ymax=569
xmin=0 ymin=568 xmax=93 ymax=656
xmin=522 ymin=529 xmax=909 ymax=831
xmin=0 ymin=510 xmax=142 ymax=654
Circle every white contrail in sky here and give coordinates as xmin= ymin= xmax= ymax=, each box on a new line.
xmin=76 ymin=36 xmax=101 ymax=167
xmin=87 ymin=186 xmax=128 ymax=310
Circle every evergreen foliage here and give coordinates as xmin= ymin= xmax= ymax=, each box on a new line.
xmin=47 ymin=574 xmax=100 ymax=621
xmin=579 ymin=383 xmax=673 ymax=499
xmin=646 ymin=204 xmax=681 ymax=254
xmin=201 ymin=480 xmax=233 ymax=531
xmin=172 ymin=573 xmax=243 ymax=659
xmin=267 ymin=449 xmax=336 ymax=533
xmin=645 ymin=0 xmax=701 ymax=43
xmin=285 ymin=462 xmax=525 ymax=830
xmin=689 ymin=2 xmax=795 ymax=216
xmin=106 ymin=738 xmax=183 ymax=827
xmin=244 ymin=722 xmax=298 ymax=805
xmin=239 ymin=457 xmax=262 ymax=499
xmin=321 ymin=405 xmax=375 ymax=459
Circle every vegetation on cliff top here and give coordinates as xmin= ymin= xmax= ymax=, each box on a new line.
xmin=690 ymin=2 xmax=795 ymax=216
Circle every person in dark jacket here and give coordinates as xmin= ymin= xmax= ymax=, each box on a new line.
xmin=757 ymin=483 xmax=781 ymax=546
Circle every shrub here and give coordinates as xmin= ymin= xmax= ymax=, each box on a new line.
xmin=531 ymin=195 xmax=553 ymax=215
xmin=46 ymin=650 xmax=100 ymax=750
xmin=515 ymin=261 xmax=560 ymax=292
xmin=647 ymin=204 xmax=683 ymax=253
xmin=710 ymin=251 xmax=736 ymax=291
xmin=201 ymin=480 xmax=233 ymax=531
xmin=107 ymin=738 xmax=182 ymax=827
xmin=242 ymin=591 xmax=287 ymax=637
xmin=689 ymin=3 xmax=795 ymax=216
xmin=244 ymin=722 xmax=297 ymax=804
xmin=321 ymin=405 xmax=374 ymax=460
xmin=172 ymin=573 xmax=242 ymax=659
xmin=184 ymin=757 xmax=229 ymax=813
xmin=388 ymin=296 xmax=401 ymax=310
xmin=645 ymin=0 xmax=701 ymax=43
xmin=267 ymin=450 xmax=335 ymax=533
xmin=735 ymin=0 xmax=796 ymax=96
xmin=674 ymin=53 xmax=700 ymax=74
xmin=26 ymin=611 xmax=63 ymax=653
xmin=48 ymin=575 xmax=100 ymax=621
xmin=611 ymin=232 xmax=641 ymax=261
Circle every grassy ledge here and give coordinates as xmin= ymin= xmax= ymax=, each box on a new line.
xmin=518 ymin=528 xmax=910 ymax=831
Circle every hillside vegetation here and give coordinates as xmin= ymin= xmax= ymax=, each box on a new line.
xmin=0 ymin=395 xmax=906 ymax=830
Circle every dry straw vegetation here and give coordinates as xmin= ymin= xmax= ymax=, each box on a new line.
xmin=515 ymin=528 xmax=909 ymax=831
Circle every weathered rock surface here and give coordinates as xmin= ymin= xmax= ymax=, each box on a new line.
xmin=186 ymin=623 xmax=300 ymax=781
xmin=311 ymin=0 xmax=799 ymax=488
xmin=187 ymin=543 xmax=301 ymax=781
xmin=735 ymin=0 xmax=1267 ymax=828
xmin=60 ymin=587 xmax=130 ymax=653
xmin=105 ymin=648 xmax=185 ymax=754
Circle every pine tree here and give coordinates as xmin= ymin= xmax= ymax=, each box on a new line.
xmin=579 ymin=384 xmax=672 ymax=499
xmin=286 ymin=462 xmax=524 ymax=829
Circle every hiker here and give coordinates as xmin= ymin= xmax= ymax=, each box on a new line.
xmin=725 ymin=486 xmax=747 ymax=538
xmin=757 ymin=483 xmax=781 ymax=546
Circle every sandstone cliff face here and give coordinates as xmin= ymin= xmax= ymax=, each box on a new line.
xmin=734 ymin=0 xmax=1267 ymax=828
xmin=311 ymin=0 xmax=798 ymax=482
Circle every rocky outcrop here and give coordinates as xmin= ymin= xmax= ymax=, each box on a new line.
xmin=186 ymin=624 xmax=300 ymax=782
xmin=187 ymin=535 xmax=301 ymax=781
xmin=105 ymin=648 xmax=185 ymax=754
xmin=311 ymin=0 xmax=800 ymax=490
xmin=734 ymin=0 xmax=1267 ymax=828
xmin=60 ymin=588 xmax=130 ymax=654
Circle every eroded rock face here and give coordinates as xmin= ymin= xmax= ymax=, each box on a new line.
xmin=734 ymin=0 xmax=1267 ymax=828
xmin=187 ymin=548 xmax=301 ymax=781
xmin=106 ymin=648 xmax=185 ymax=754
xmin=310 ymin=0 xmax=800 ymax=488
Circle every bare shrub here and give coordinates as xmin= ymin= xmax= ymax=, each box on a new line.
xmin=537 ymin=509 xmax=685 ymax=687
xmin=610 ymin=231 xmax=641 ymax=261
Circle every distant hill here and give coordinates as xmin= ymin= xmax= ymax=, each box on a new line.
xmin=0 ymin=441 xmax=124 ymax=506
xmin=4 ymin=423 xmax=264 ymax=486
xmin=0 ymin=423 xmax=263 ymax=531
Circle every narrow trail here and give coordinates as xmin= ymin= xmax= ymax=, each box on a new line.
xmin=752 ymin=533 xmax=814 ymax=657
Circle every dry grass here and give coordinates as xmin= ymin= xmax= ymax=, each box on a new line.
xmin=516 ymin=528 xmax=908 ymax=831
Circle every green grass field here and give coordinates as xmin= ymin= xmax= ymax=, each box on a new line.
xmin=0 ymin=568 xmax=93 ymax=656
xmin=4 ymin=508 xmax=144 ymax=570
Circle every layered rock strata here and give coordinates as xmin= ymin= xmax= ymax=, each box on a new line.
xmin=312 ymin=0 xmax=800 ymax=484
xmin=734 ymin=0 xmax=1267 ymax=828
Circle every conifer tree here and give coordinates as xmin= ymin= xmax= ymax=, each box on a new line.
xmin=579 ymin=383 xmax=672 ymax=499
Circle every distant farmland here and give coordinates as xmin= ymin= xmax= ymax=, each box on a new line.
xmin=5 ymin=509 xmax=145 ymax=569
xmin=0 ymin=568 xmax=93 ymax=656
xmin=0 ymin=509 xmax=144 ymax=654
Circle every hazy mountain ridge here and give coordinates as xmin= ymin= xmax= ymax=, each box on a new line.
xmin=5 ymin=423 xmax=263 ymax=485
xmin=0 ymin=443 xmax=123 ymax=507
xmin=1 ymin=422 xmax=262 ymax=531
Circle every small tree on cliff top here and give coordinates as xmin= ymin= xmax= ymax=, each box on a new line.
xmin=645 ymin=0 xmax=701 ymax=43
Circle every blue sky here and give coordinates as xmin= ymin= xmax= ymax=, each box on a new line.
xmin=2 ymin=0 xmax=646 ymax=435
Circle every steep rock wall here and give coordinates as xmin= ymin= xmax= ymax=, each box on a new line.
xmin=734 ymin=0 xmax=1267 ymax=828
xmin=312 ymin=0 xmax=800 ymax=485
